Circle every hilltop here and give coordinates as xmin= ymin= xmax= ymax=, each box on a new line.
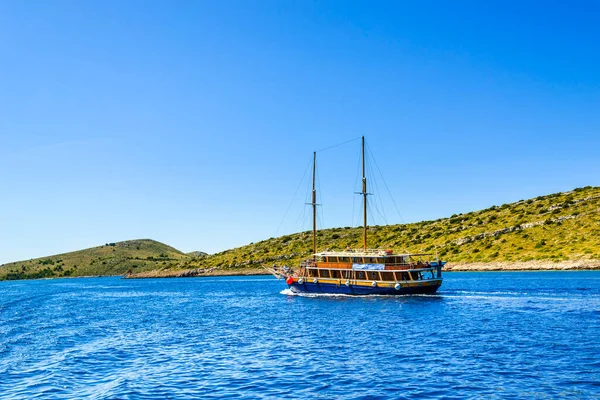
xmin=0 ymin=239 xmax=188 ymax=280
xmin=2 ymin=186 xmax=600 ymax=280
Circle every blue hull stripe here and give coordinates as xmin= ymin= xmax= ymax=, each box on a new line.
xmin=289 ymin=282 xmax=440 ymax=295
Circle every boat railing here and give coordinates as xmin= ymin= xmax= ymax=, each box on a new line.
xmin=299 ymin=274 xmax=441 ymax=284
xmin=307 ymin=266 xmax=438 ymax=273
xmin=302 ymin=266 xmax=439 ymax=281
xmin=300 ymin=259 xmax=316 ymax=268
xmin=310 ymin=264 xmax=438 ymax=272
xmin=317 ymin=249 xmax=396 ymax=257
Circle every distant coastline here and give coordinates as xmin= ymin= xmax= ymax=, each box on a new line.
xmin=2 ymin=262 xmax=599 ymax=282
xmin=2 ymin=186 xmax=600 ymax=282
xmin=444 ymin=259 xmax=600 ymax=272
xmin=124 ymin=260 xmax=600 ymax=279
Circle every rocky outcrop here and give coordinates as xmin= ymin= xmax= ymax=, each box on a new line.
xmin=451 ymin=215 xmax=578 ymax=246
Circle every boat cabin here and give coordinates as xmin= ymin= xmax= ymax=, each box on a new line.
xmin=299 ymin=250 xmax=440 ymax=283
xmin=314 ymin=251 xmax=434 ymax=269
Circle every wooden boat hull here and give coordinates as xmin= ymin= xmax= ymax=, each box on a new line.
xmin=288 ymin=279 xmax=441 ymax=296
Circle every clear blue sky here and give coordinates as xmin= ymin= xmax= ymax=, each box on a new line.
xmin=1 ymin=1 xmax=598 ymax=264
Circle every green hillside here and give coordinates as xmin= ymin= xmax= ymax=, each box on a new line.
xmin=183 ymin=185 xmax=600 ymax=272
xmin=0 ymin=239 xmax=187 ymax=280
xmin=2 ymin=186 xmax=599 ymax=280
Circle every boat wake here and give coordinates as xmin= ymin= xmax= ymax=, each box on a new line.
xmin=279 ymin=288 xmax=440 ymax=299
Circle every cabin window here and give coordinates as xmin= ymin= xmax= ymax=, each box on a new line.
xmin=321 ymin=270 xmax=329 ymax=278
xmin=358 ymin=271 xmax=364 ymax=279
xmin=370 ymin=272 xmax=378 ymax=280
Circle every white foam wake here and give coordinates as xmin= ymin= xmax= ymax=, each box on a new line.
xmin=279 ymin=288 xmax=438 ymax=299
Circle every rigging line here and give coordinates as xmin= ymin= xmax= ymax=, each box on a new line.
xmin=315 ymin=136 xmax=362 ymax=153
xmin=295 ymin=160 xmax=314 ymax=233
xmin=275 ymin=157 xmax=313 ymax=236
xmin=370 ymin=183 xmax=387 ymax=225
xmin=295 ymin=201 xmax=306 ymax=232
xmin=367 ymin=201 xmax=375 ymax=227
xmin=367 ymin=154 xmax=388 ymax=225
xmin=372 ymin=198 xmax=388 ymax=225
xmin=363 ymin=152 xmax=385 ymax=226
xmin=317 ymin=209 xmax=325 ymax=234
xmin=352 ymin=144 xmax=362 ymax=229
xmin=296 ymin=181 xmax=309 ymax=231
xmin=368 ymin=202 xmax=388 ymax=230
xmin=316 ymin=158 xmax=323 ymax=229
xmin=357 ymin=197 xmax=365 ymax=227
xmin=366 ymin=143 xmax=405 ymax=224
xmin=365 ymin=154 xmax=381 ymax=224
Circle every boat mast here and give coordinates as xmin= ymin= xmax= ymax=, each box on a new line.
xmin=361 ymin=136 xmax=367 ymax=251
xmin=312 ymin=151 xmax=317 ymax=259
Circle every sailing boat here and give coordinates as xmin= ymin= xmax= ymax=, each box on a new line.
xmin=278 ymin=137 xmax=444 ymax=295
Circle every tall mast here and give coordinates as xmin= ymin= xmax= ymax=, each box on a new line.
xmin=362 ymin=136 xmax=367 ymax=251
xmin=312 ymin=151 xmax=317 ymax=259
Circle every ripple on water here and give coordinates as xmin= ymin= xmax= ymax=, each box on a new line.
xmin=0 ymin=273 xmax=599 ymax=399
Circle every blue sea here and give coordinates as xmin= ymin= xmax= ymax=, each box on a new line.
xmin=1 ymin=272 xmax=599 ymax=399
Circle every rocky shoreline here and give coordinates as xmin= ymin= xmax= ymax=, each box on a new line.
xmin=125 ymin=260 xmax=600 ymax=279
xmin=444 ymin=259 xmax=600 ymax=271
xmin=125 ymin=267 xmax=268 ymax=279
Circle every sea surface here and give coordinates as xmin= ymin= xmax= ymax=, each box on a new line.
xmin=1 ymin=272 xmax=599 ymax=399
